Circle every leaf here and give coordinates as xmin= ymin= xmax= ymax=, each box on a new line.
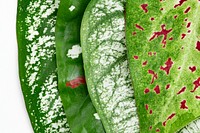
xmin=81 ymin=0 xmax=139 ymax=132
xmin=126 ymin=0 xmax=200 ymax=132
xmin=16 ymin=0 xmax=70 ymax=132
xmin=55 ymin=0 xmax=105 ymax=132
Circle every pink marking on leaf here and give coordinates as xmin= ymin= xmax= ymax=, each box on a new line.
xmin=149 ymin=109 xmax=153 ymax=114
xmin=187 ymin=22 xmax=191 ymax=28
xmin=151 ymin=17 xmax=155 ymax=21
xmin=149 ymin=126 xmax=152 ymax=130
xmin=195 ymin=96 xmax=200 ymax=99
xmin=145 ymin=104 xmax=149 ymax=110
xmin=163 ymin=113 xmax=176 ymax=126
xmin=143 ymin=61 xmax=148 ymax=66
xmin=156 ymin=128 xmax=160 ymax=132
xmin=190 ymin=77 xmax=200 ymax=92
xmin=184 ymin=7 xmax=191 ymax=14
xmin=141 ymin=4 xmax=148 ymax=13
xmin=66 ymin=76 xmax=86 ymax=89
xmin=154 ymin=85 xmax=160 ymax=94
xmin=149 ymin=24 xmax=172 ymax=48
xmin=189 ymin=66 xmax=196 ymax=72
xmin=136 ymin=24 xmax=144 ymax=31
xmin=166 ymin=84 xmax=170 ymax=90
xmin=148 ymin=70 xmax=158 ymax=84
xmin=181 ymin=34 xmax=186 ymax=39
xmin=144 ymin=88 xmax=150 ymax=94
xmin=196 ymin=41 xmax=200 ymax=51
xmin=148 ymin=52 xmax=152 ymax=56
xmin=174 ymin=0 xmax=187 ymax=8
xmin=133 ymin=55 xmax=139 ymax=60
xmin=132 ymin=31 xmax=137 ymax=36
xmin=160 ymin=58 xmax=174 ymax=75
xmin=177 ymin=87 xmax=186 ymax=95
xmin=180 ymin=100 xmax=188 ymax=109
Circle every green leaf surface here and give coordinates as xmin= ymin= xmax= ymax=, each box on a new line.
xmin=81 ymin=0 xmax=139 ymax=132
xmin=126 ymin=0 xmax=200 ymax=132
xmin=16 ymin=0 xmax=70 ymax=132
xmin=55 ymin=0 xmax=105 ymax=132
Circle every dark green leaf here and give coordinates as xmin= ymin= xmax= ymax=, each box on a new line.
xmin=55 ymin=0 xmax=105 ymax=132
xmin=16 ymin=0 xmax=70 ymax=132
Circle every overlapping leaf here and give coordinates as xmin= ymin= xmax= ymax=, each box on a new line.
xmin=17 ymin=0 xmax=70 ymax=132
xmin=126 ymin=0 xmax=200 ymax=132
xmin=55 ymin=0 xmax=105 ymax=132
xmin=81 ymin=0 xmax=139 ymax=132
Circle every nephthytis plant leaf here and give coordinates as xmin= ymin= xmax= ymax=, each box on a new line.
xmin=126 ymin=0 xmax=200 ymax=132
xmin=55 ymin=0 xmax=105 ymax=132
xmin=16 ymin=0 xmax=70 ymax=132
xmin=81 ymin=0 xmax=139 ymax=132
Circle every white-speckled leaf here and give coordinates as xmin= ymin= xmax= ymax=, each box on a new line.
xmin=17 ymin=0 xmax=70 ymax=132
xmin=81 ymin=0 xmax=139 ymax=132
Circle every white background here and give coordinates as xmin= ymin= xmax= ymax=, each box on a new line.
xmin=0 ymin=1 xmax=33 ymax=133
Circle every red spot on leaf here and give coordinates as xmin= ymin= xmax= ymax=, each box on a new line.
xmin=145 ymin=104 xmax=149 ymax=110
xmin=178 ymin=67 xmax=181 ymax=70
xmin=185 ymin=18 xmax=188 ymax=21
xmin=189 ymin=66 xmax=196 ymax=72
xmin=195 ymin=95 xmax=200 ymax=99
xmin=136 ymin=24 xmax=144 ymax=31
xmin=181 ymin=34 xmax=186 ymax=39
xmin=184 ymin=7 xmax=191 ymax=14
xmin=141 ymin=4 xmax=148 ymax=13
xmin=148 ymin=52 xmax=152 ymax=56
xmin=143 ymin=61 xmax=148 ymax=66
xmin=156 ymin=128 xmax=160 ymax=132
xmin=188 ymin=30 xmax=191 ymax=33
xmin=163 ymin=113 xmax=176 ymax=126
xmin=180 ymin=100 xmax=188 ymax=109
xmin=187 ymin=22 xmax=191 ymax=28
xmin=154 ymin=85 xmax=160 ymax=94
xmin=169 ymin=37 xmax=173 ymax=40
xmin=151 ymin=17 xmax=155 ymax=21
xmin=149 ymin=109 xmax=153 ymax=114
xmin=196 ymin=41 xmax=200 ymax=51
xmin=174 ymin=0 xmax=187 ymax=8
xmin=66 ymin=76 xmax=86 ymax=89
xmin=149 ymin=126 xmax=152 ymax=130
xmin=144 ymin=88 xmax=150 ymax=94
xmin=133 ymin=55 xmax=139 ymax=60
xmin=190 ymin=77 xmax=200 ymax=92
xmin=174 ymin=15 xmax=178 ymax=19
xmin=160 ymin=8 xmax=164 ymax=10
xmin=166 ymin=84 xmax=170 ymax=90
xmin=132 ymin=31 xmax=137 ymax=36
xmin=177 ymin=87 xmax=186 ymax=95
xmin=149 ymin=24 xmax=172 ymax=48
xmin=148 ymin=70 xmax=158 ymax=84
xmin=160 ymin=58 xmax=174 ymax=75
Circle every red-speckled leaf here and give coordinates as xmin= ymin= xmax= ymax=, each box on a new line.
xmin=126 ymin=0 xmax=200 ymax=132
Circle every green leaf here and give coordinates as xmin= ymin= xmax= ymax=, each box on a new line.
xmin=55 ymin=0 xmax=105 ymax=132
xmin=126 ymin=0 xmax=200 ymax=132
xmin=81 ymin=0 xmax=139 ymax=132
xmin=16 ymin=0 xmax=70 ymax=132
